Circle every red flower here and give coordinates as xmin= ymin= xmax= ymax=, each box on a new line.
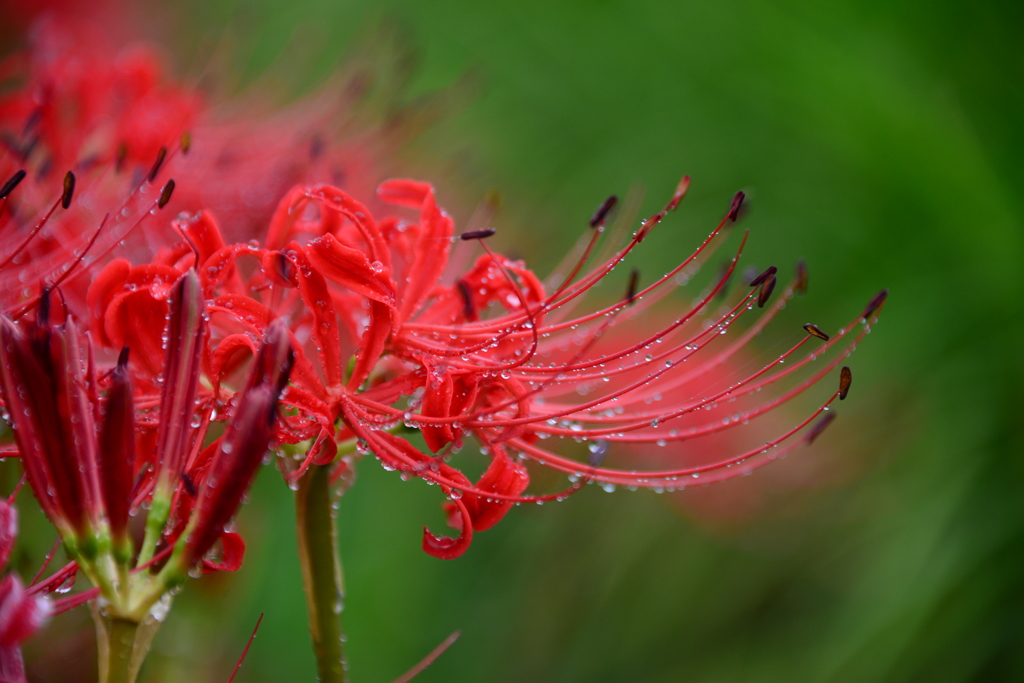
xmin=86 ymin=173 xmax=883 ymax=560
xmin=0 ymin=12 xmax=885 ymax=567
xmin=0 ymin=14 xmax=392 ymax=323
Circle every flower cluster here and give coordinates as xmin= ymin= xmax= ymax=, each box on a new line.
xmin=81 ymin=171 xmax=884 ymax=560
xmin=0 ymin=6 xmax=886 ymax=680
xmin=0 ymin=272 xmax=294 ymax=622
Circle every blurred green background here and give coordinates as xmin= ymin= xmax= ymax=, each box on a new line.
xmin=21 ymin=0 xmax=1024 ymax=680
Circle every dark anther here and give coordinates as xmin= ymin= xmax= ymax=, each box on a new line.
xmin=459 ymin=228 xmax=496 ymax=241
xmin=309 ymin=134 xmax=325 ymax=160
xmin=115 ymin=142 xmax=128 ymax=173
xmin=803 ymin=323 xmax=830 ymax=342
xmin=749 ymin=265 xmax=777 ymax=288
xmin=181 ymin=472 xmax=197 ymax=497
xmin=117 ymin=346 xmax=130 ymax=368
xmin=728 ymin=191 xmax=745 ymax=222
xmin=807 ymin=413 xmax=836 ymax=445
xmin=588 ymin=440 xmax=609 ymax=468
xmin=863 ymin=289 xmax=888 ymax=320
xmin=22 ymin=108 xmax=41 ymax=135
xmin=795 ymin=259 xmax=808 ymax=295
xmin=757 ymin=274 xmax=777 ymax=308
xmin=180 ymin=131 xmax=192 ymax=155
xmin=158 ymin=179 xmax=175 ymax=208
xmin=456 ymin=279 xmax=476 ymax=320
xmin=147 ymin=146 xmax=167 ymax=182
xmin=715 ymin=260 xmax=734 ymax=299
xmin=16 ymin=136 xmax=38 ymax=162
xmin=61 ymin=171 xmax=75 ymax=209
xmin=274 ymin=252 xmax=296 ymax=284
xmin=839 ymin=366 xmax=852 ymax=400
xmin=0 ymin=169 xmax=26 ymax=199
xmin=625 ymin=269 xmax=640 ymax=305
xmin=37 ymin=286 xmax=51 ymax=327
xmin=590 ymin=195 xmax=618 ymax=228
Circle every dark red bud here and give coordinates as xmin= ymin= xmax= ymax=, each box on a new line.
xmin=98 ymin=347 xmax=135 ymax=538
xmin=185 ymin=326 xmax=294 ymax=566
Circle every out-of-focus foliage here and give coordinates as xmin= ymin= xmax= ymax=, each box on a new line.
xmin=17 ymin=0 xmax=1024 ymax=680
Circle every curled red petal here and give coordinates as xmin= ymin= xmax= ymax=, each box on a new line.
xmin=310 ymin=429 xmax=338 ymax=466
xmin=173 ymin=210 xmax=226 ymax=268
xmin=210 ymin=334 xmax=258 ymax=388
xmin=465 ymin=451 xmax=530 ymax=532
xmin=199 ymin=531 xmax=246 ymax=574
xmin=422 ymin=497 xmax=473 ymax=560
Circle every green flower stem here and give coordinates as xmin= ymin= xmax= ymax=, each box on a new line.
xmin=295 ymin=463 xmax=347 ymax=683
xmin=97 ymin=615 xmax=141 ymax=683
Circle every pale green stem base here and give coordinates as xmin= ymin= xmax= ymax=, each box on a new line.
xmin=93 ymin=605 xmax=163 ymax=683
xmin=295 ymin=463 xmax=347 ymax=683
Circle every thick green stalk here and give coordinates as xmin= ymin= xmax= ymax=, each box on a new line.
xmin=96 ymin=615 xmax=141 ymax=683
xmin=295 ymin=463 xmax=347 ymax=683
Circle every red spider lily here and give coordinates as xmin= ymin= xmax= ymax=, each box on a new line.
xmin=0 ymin=269 xmax=293 ymax=622
xmin=85 ymin=173 xmax=885 ymax=560
xmin=0 ymin=7 xmax=885 ymax=567
xmin=0 ymin=14 xmax=392 ymax=325
xmin=0 ymin=500 xmax=51 ymax=683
